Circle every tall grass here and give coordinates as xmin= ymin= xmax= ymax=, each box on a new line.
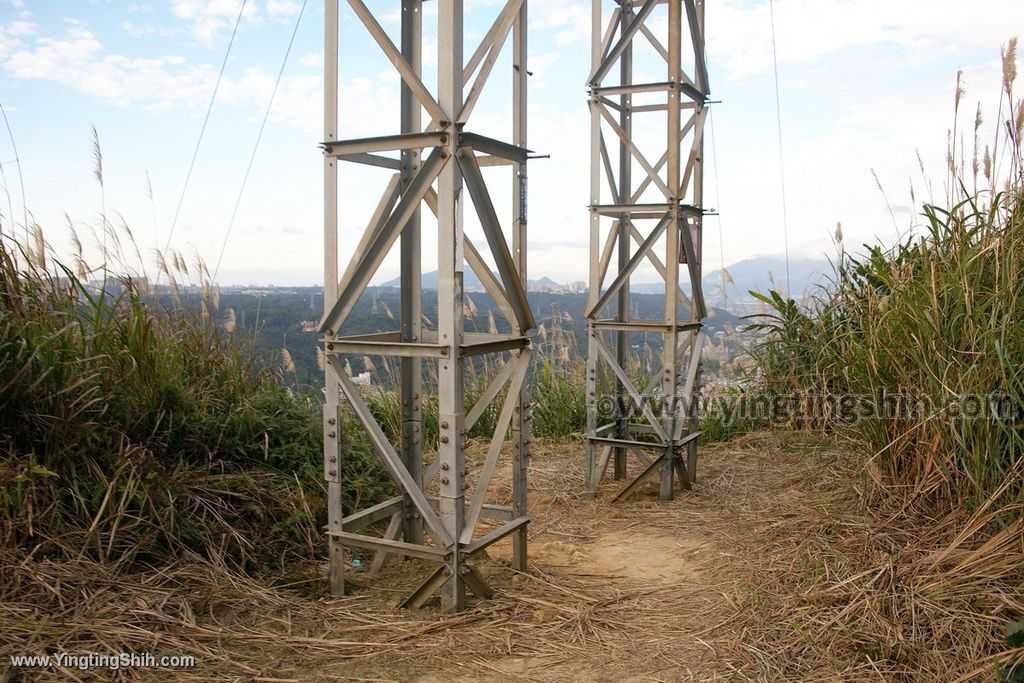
xmin=740 ymin=48 xmax=1024 ymax=674
xmin=747 ymin=42 xmax=1024 ymax=515
xmin=0 ymin=227 xmax=388 ymax=570
xmin=750 ymin=192 xmax=1024 ymax=511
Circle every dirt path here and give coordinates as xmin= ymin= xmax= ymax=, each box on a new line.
xmin=6 ymin=432 xmax=1010 ymax=681
xmin=310 ymin=431 xmax=855 ymax=682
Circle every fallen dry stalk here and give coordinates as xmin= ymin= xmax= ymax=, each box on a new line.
xmin=2 ymin=435 xmax=1022 ymax=681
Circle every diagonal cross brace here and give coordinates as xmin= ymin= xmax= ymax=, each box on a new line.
xmin=590 ymin=444 xmax=613 ymax=490
xmin=680 ymin=107 xmax=708 ymax=198
xmin=636 ymin=21 xmax=699 ymax=92
xmin=347 ymin=0 xmax=446 ymax=124
xmin=336 ymin=173 xmax=401 ymax=300
xmin=597 ymin=220 xmax=619 ymax=292
xmin=674 ymin=331 xmax=706 ymax=441
xmin=586 ymin=211 xmax=671 ymax=318
xmin=399 ymin=564 xmax=450 ymax=610
xmin=589 ymin=0 xmax=658 ymax=86
xmin=607 ymin=337 xmax=695 ymax=442
xmin=423 ymin=187 xmax=519 ymax=328
xmin=461 ymin=350 xmax=530 ymax=542
xmin=599 ymin=130 xmax=620 ymax=203
xmin=596 ymin=100 xmax=673 ymax=199
xmin=684 ymin=0 xmax=709 ymax=94
xmin=611 ymin=431 xmax=700 ymax=502
xmin=465 ymin=0 xmax=522 ymax=83
xmin=457 ymin=149 xmax=535 ymax=332
xmin=398 ymin=560 xmax=492 ymax=609
xmin=465 ymin=355 xmax=518 ymax=432
xmin=321 ymin=148 xmax=447 ymax=335
xmin=631 ymin=113 xmax=699 ymax=204
xmin=679 ymin=213 xmax=707 ymax=318
xmin=594 ymin=333 xmax=668 ymax=442
xmin=626 ymin=220 xmax=694 ymax=313
xmin=332 ymin=365 xmax=454 ymax=546
xmin=464 ymin=237 xmax=518 ymax=328
xmin=599 ymin=8 xmax=621 ymax=65
xmin=461 ymin=0 xmax=523 ymax=122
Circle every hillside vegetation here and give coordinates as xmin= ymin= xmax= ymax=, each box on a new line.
xmin=745 ymin=45 xmax=1024 ymax=678
xmin=0 ymin=239 xmax=394 ymax=571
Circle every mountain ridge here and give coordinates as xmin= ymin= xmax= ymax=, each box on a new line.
xmin=380 ymin=256 xmax=832 ymax=303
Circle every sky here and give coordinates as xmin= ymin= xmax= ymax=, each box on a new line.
xmin=0 ymin=0 xmax=1020 ymax=287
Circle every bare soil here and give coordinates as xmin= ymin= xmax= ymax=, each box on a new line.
xmin=291 ymin=430 xmax=857 ymax=682
xmin=19 ymin=431 xmax=1004 ymax=682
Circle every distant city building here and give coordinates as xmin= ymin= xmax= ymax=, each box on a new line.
xmin=527 ymin=278 xmax=589 ymax=294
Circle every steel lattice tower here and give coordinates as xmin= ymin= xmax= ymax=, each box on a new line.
xmin=584 ymin=0 xmax=709 ymax=501
xmin=321 ymin=0 xmax=534 ymax=611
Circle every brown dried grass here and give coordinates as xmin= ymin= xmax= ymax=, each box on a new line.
xmin=2 ymin=434 xmax=1022 ymax=681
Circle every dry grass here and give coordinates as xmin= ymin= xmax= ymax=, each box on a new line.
xmin=3 ymin=433 xmax=1021 ymax=681
xmin=702 ymin=434 xmax=1024 ymax=681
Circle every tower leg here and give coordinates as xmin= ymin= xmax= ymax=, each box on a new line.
xmin=511 ymin=0 xmax=530 ymax=573
xmin=585 ymin=326 xmax=599 ymax=493
xmin=613 ymin=1 xmax=634 ymax=483
xmin=437 ymin=0 xmax=466 ymax=612
xmin=323 ymin=0 xmax=344 ymax=595
xmin=400 ymin=0 xmax=424 ymax=550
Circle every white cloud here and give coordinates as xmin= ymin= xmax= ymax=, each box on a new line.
xmin=531 ymin=0 xmax=588 ymax=30
xmin=529 ymin=51 xmax=559 ymax=88
xmin=0 ymin=18 xmax=34 ymax=59
xmin=530 ymin=0 xmax=589 ymax=46
xmin=167 ymin=0 xmax=303 ymax=42
xmin=5 ymin=22 xmax=210 ymax=109
xmin=265 ymin=0 xmax=301 ymax=22
xmin=0 ymin=20 xmax=325 ymax=129
xmin=170 ymin=0 xmax=258 ymax=44
xmin=709 ymin=0 xmax=1023 ymax=84
xmin=119 ymin=20 xmax=155 ymax=37
xmin=6 ymin=0 xmax=1022 ymax=283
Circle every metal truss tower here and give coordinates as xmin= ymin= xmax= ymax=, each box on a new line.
xmin=584 ymin=0 xmax=709 ymax=501
xmin=321 ymin=0 xmax=534 ymax=611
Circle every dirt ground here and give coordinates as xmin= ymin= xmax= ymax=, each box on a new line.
xmin=286 ymin=430 xmax=858 ymax=682
xmin=7 ymin=431 xmax=1016 ymax=681
xmin=4 ymin=431 xmax=883 ymax=683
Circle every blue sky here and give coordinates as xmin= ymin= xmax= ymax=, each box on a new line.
xmin=0 ymin=0 xmax=1020 ymax=286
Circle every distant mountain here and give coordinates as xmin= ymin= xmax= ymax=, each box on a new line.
xmin=381 ymin=271 xmax=576 ymax=293
xmin=379 ymin=256 xmax=831 ymax=312
xmin=611 ymin=257 xmax=831 ymax=312
xmin=704 ymin=256 xmax=831 ymax=300
xmin=381 ymin=270 xmax=488 ymax=291
xmin=628 ymin=257 xmax=827 ymax=291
